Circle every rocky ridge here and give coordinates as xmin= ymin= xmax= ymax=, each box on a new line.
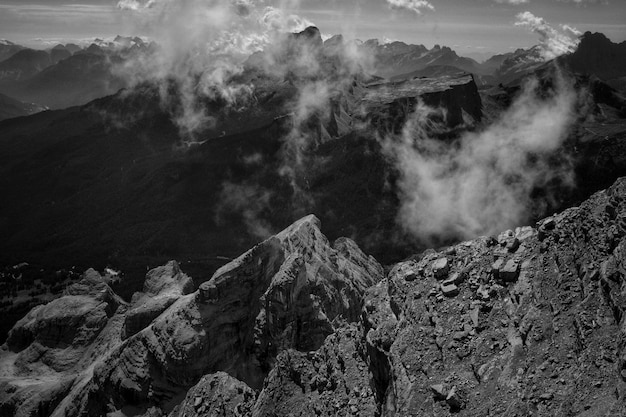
xmin=2 ymin=176 xmax=626 ymax=415
xmin=0 ymin=215 xmax=382 ymax=416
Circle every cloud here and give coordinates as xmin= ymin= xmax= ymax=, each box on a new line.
xmin=495 ymin=0 xmax=529 ymax=4
xmin=385 ymin=67 xmax=583 ymax=244
xmin=117 ymin=0 xmax=157 ymax=11
xmin=557 ymin=0 xmax=608 ymax=3
xmin=515 ymin=11 xmax=581 ymax=60
xmin=385 ymin=0 xmax=435 ymax=15
xmin=215 ymin=181 xmax=274 ymax=239
xmin=114 ymin=0 xmax=322 ymax=138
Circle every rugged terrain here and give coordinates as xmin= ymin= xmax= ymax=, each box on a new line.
xmin=1 ymin=28 xmax=626 ymax=345
xmin=1 ymin=174 xmax=626 ymax=416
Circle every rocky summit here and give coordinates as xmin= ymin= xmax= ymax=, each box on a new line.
xmin=1 ymin=175 xmax=626 ymax=415
xmin=0 ymin=215 xmax=383 ymax=416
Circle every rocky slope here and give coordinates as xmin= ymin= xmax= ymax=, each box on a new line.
xmin=2 ymin=176 xmax=626 ymax=416
xmin=561 ymin=32 xmax=626 ymax=89
xmin=0 ymin=215 xmax=383 ymax=416
xmin=0 ymin=92 xmax=46 ymax=121
xmin=0 ymin=41 xmax=24 ymax=64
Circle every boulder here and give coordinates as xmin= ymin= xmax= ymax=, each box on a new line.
xmin=500 ymin=259 xmax=520 ymax=282
xmin=432 ymin=258 xmax=450 ymax=279
xmin=441 ymin=283 xmax=459 ymax=297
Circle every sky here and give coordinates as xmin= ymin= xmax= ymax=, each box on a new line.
xmin=0 ymin=0 xmax=624 ymax=58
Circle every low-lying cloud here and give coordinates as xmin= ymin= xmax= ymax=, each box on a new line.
xmin=114 ymin=0 xmax=320 ymax=138
xmin=387 ymin=67 xmax=582 ymax=244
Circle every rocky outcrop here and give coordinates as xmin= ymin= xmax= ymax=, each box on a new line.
xmin=122 ymin=260 xmax=194 ymax=338
xmin=362 ymin=74 xmax=483 ymax=133
xmin=252 ymin=324 xmax=377 ymax=416
xmin=0 ymin=215 xmax=382 ymax=416
xmin=5 ymin=176 xmax=626 ymax=416
xmin=84 ymin=215 xmax=382 ymax=415
xmin=169 ymin=372 xmax=255 ymax=417
xmin=359 ymin=178 xmax=626 ymax=416
xmin=6 ymin=268 xmax=123 ymax=370
xmin=562 ymin=32 xmax=626 ymax=83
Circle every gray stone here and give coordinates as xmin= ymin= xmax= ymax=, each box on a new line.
xmin=442 ymin=272 xmax=465 ymax=286
xmin=198 ymin=282 xmax=219 ymax=303
xmin=430 ymin=384 xmax=447 ymax=400
xmin=491 ymin=259 xmax=504 ymax=278
xmin=404 ymin=272 xmax=417 ymax=282
xmin=441 ymin=283 xmax=459 ymax=297
xmin=432 ymin=258 xmax=449 ymax=279
xmin=500 ymin=260 xmax=520 ymax=282
xmin=446 ymin=386 xmax=464 ymax=410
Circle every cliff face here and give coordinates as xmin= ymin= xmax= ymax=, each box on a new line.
xmin=562 ymin=32 xmax=626 ymax=83
xmin=0 ymin=215 xmax=383 ymax=416
xmin=362 ymin=74 xmax=483 ymax=133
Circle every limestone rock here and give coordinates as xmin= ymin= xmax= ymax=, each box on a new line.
xmin=432 ymin=258 xmax=449 ymax=279
xmin=79 ymin=215 xmax=383 ymax=413
xmin=252 ymin=325 xmax=377 ymax=417
xmin=359 ymin=177 xmax=626 ymax=416
xmin=169 ymin=372 xmax=255 ymax=417
xmin=122 ymin=261 xmax=194 ymax=339
xmin=500 ymin=259 xmax=520 ymax=282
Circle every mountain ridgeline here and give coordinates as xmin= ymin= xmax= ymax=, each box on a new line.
xmin=0 ymin=27 xmax=626 ymax=417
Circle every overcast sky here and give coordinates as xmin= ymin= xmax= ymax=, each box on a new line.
xmin=0 ymin=0 xmax=624 ymax=56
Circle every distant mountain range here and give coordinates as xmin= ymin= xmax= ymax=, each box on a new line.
xmin=0 ymin=92 xmax=47 ymax=121
xmin=0 ymin=32 xmax=624 ymax=120
xmin=0 ymin=36 xmax=150 ymax=111
xmin=358 ymin=38 xmax=486 ymax=78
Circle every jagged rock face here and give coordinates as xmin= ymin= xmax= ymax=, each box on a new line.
xmin=0 ymin=269 xmax=126 ymax=417
xmin=169 ymin=372 xmax=256 ymax=417
xmin=123 ymin=260 xmax=195 ymax=338
xmin=4 ymin=178 xmax=626 ymax=416
xmin=360 ymin=179 xmax=626 ymax=416
xmin=16 ymin=215 xmax=381 ymax=415
xmin=5 ymin=268 xmax=122 ymax=370
xmin=362 ymin=74 xmax=483 ymax=133
xmin=563 ymin=32 xmax=626 ymax=83
xmin=252 ymin=324 xmax=377 ymax=416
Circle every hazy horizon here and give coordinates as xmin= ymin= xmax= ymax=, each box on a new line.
xmin=0 ymin=0 xmax=624 ymax=59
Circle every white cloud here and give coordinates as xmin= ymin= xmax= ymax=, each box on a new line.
xmin=557 ymin=0 xmax=608 ymax=3
xmin=515 ymin=11 xmax=581 ymax=60
xmin=385 ymin=0 xmax=435 ymax=15
xmin=387 ymin=70 xmax=582 ymax=243
xmin=495 ymin=0 xmax=529 ymax=4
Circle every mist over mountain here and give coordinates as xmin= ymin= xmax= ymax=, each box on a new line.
xmin=1 ymin=1 xmax=626 ymax=415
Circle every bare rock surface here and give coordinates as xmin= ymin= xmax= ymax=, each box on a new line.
xmin=83 ymin=214 xmax=383 ymax=415
xmin=252 ymin=324 xmax=377 ymax=417
xmin=0 ymin=215 xmax=382 ymax=416
xmin=360 ymin=178 xmax=626 ymax=416
xmin=123 ymin=260 xmax=194 ymax=339
xmin=3 ymin=176 xmax=626 ymax=416
xmin=169 ymin=372 xmax=255 ymax=417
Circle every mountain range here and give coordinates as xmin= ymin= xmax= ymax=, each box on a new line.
xmin=0 ymin=26 xmax=626 ymax=417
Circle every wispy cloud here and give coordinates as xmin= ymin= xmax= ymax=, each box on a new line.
xmin=385 ymin=0 xmax=435 ymax=15
xmin=495 ymin=0 xmax=529 ymax=4
xmin=515 ymin=11 xmax=581 ymax=59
